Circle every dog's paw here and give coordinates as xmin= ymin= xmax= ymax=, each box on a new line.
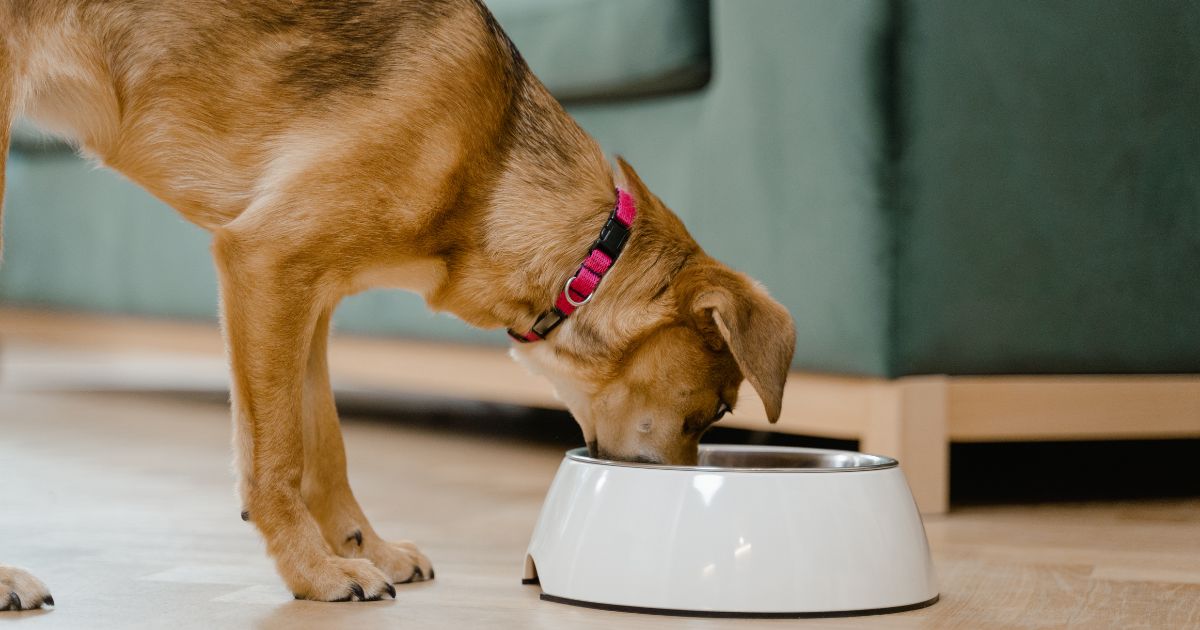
xmin=287 ymin=556 xmax=395 ymax=602
xmin=0 ymin=565 xmax=54 ymax=612
xmin=358 ymin=540 xmax=434 ymax=585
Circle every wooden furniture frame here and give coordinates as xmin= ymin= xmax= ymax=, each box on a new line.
xmin=2 ymin=307 xmax=1197 ymax=514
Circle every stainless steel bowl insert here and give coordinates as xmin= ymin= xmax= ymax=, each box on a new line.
xmin=566 ymin=445 xmax=898 ymax=473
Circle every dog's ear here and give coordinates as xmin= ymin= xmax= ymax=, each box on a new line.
xmin=690 ymin=268 xmax=796 ymax=423
xmin=614 ymin=155 xmax=651 ymax=200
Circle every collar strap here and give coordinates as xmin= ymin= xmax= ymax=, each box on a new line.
xmin=508 ymin=188 xmax=637 ymax=343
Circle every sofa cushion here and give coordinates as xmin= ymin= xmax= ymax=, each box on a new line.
xmin=893 ymin=0 xmax=1200 ymax=375
xmin=487 ymin=0 xmax=710 ymax=101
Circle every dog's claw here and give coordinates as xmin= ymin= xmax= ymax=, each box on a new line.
xmin=346 ymin=529 xmax=363 ymax=547
xmin=349 ymin=582 xmax=365 ymax=601
xmin=0 ymin=584 xmax=57 ymax=609
xmin=429 ymin=567 xmax=435 ymax=580
xmin=401 ymin=566 xmax=423 ymax=584
xmin=385 ymin=583 xmax=396 ymax=598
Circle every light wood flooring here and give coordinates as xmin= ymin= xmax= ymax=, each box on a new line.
xmin=1 ymin=344 xmax=1199 ymax=628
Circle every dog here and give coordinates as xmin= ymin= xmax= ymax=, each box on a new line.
xmin=0 ymin=0 xmax=796 ymax=608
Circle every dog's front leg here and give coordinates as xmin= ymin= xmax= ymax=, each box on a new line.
xmin=213 ymin=228 xmax=392 ymax=602
xmin=300 ymin=310 xmax=433 ymax=584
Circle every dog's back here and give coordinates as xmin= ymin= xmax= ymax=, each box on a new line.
xmin=0 ymin=0 xmax=580 ymax=237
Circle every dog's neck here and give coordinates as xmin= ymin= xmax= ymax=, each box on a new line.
xmin=428 ymin=160 xmax=686 ymax=369
xmin=425 ymin=135 xmax=622 ymax=342
xmin=421 ymin=50 xmax=690 ymax=360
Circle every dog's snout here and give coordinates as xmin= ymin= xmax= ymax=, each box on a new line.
xmin=590 ymin=443 xmax=663 ymax=465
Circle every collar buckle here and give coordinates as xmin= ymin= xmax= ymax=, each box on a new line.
xmin=530 ymin=307 xmax=567 ymax=337
xmin=594 ymin=215 xmax=630 ymax=258
xmin=507 ymin=306 xmax=567 ymax=343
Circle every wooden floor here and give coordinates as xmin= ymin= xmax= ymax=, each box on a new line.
xmin=2 ymin=350 xmax=1200 ymax=628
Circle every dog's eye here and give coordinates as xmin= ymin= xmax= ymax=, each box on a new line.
xmin=685 ymin=402 xmax=732 ymax=435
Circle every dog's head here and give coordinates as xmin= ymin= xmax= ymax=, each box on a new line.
xmin=513 ymin=159 xmax=796 ymax=465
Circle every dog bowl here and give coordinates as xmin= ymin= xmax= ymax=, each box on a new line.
xmin=523 ymin=445 xmax=938 ymax=618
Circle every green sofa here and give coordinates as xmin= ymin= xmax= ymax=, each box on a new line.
xmin=3 ymin=0 xmax=1198 ymax=378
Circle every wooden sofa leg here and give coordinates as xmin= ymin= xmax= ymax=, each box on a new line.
xmin=862 ymin=376 xmax=949 ymax=514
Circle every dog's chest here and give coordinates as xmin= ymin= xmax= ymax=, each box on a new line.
xmin=351 ymin=258 xmax=448 ymax=298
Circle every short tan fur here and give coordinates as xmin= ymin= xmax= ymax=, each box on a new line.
xmin=0 ymin=0 xmax=795 ymax=606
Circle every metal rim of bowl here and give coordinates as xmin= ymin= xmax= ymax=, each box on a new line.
xmin=565 ymin=444 xmax=898 ymax=473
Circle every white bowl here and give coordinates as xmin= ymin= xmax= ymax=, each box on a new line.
xmin=523 ymin=445 xmax=938 ymax=618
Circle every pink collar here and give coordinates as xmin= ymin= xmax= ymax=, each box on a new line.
xmin=508 ymin=188 xmax=637 ymax=343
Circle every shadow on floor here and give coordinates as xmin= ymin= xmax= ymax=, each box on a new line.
xmin=91 ymin=387 xmax=1200 ymax=506
xmin=337 ymin=393 xmax=1200 ymax=505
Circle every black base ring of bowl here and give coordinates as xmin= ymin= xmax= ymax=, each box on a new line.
xmin=539 ymin=592 xmax=940 ymax=619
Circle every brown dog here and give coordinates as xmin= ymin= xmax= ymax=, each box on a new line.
xmin=0 ymin=0 xmax=795 ymax=608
